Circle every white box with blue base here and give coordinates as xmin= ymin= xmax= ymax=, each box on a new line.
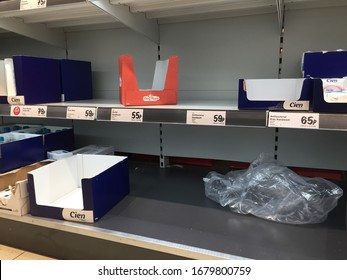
xmin=27 ymin=154 xmax=129 ymax=223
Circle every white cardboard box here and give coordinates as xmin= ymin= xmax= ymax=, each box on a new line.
xmin=27 ymin=154 xmax=129 ymax=223
xmin=238 ymin=78 xmax=313 ymax=110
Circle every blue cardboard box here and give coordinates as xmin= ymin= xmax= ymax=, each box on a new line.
xmin=27 ymin=154 xmax=129 ymax=223
xmin=302 ymin=50 xmax=347 ymax=78
xmin=0 ymin=132 xmax=45 ymax=173
xmin=0 ymin=57 xmax=94 ymax=104
xmin=60 ymin=59 xmax=93 ymax=101
xmin=238 ymin=78 xmax=313 ymax=110
xmin=12 ymin=56 xmax=62 ymax=104
xmin=17 ymin=125 xmax=75 ymax=153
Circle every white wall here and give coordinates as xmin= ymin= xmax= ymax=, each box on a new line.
xmin=160 ymin=13 xmax=280 ymax=102
xmin=66 ymin=28 xmax=158 ymax=99
xmin=0 ymin=34 xmax=65 ymax=59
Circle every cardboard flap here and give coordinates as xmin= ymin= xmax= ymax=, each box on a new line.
xmin=0 ymin=161 xmax=51 ymax=192
xmin=119 ymin=55 xmax=139 ymax=90
xmin=0 ymin=60 xmax=7 ymax=96
xmin=151 ymin=59 xmax=169 ymax=90
xmin=4 ymin=58 xmax=17 ymax=97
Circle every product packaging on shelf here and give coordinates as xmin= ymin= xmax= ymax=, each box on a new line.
xmin=11 ymin=56 xmax=62 ymax=104
xmin=119 ymin=55 xmax=178 ymax=106
xmin=0 ymin=56 xmax=93 ymax=104
xmin=27 ymin=154 xmax=129 ymax=223
xmin=301 ymin=50 xmax=347 ymax=112
xmin=72 ymin=145 xmax=114 ymax=155
xmin=47 ymin=145 xmax=114 ymax=161
xmin=60 ymin=59 xmax=93 ymax=101
xmin=302 ymin=50 xmax=347 ymax=78
xmin=0 ymin=132 xmax=45 ymax=173
xmin=312 ymin=78 xmax=347 ymax=112
xmin=16 ymin=125 xmax=75 ymax=153
xmin=0 ymin=161 xmax=52 ymax=216
xmin=47 ymin=150 xmax=73 ymax=161
xmin=0 ymin=124 xmax=38 ymax=134
xmin=238 ymin=78 xmax=313 ymax=110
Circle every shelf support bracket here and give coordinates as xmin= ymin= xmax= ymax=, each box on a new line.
xmin=0 ymin=17 xmax=66 ymax=49
xmin=88 ymin=0 xmax=159 ymax=44
xmin=276 ymin=0 xmax=284 ymax=31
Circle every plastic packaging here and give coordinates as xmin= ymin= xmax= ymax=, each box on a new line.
xmin=47 ymin=150 xmax=73 ymax=160
xmin=204 ymin=153 xmax=343 ymax=224
xmin=72 ymin=145 xmax=114 ymax=155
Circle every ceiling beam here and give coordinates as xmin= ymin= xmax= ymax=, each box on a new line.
xmin=88 ymin=0 xmax=159 ymax=44
xmin=0 ymin=17 xmax=66 ymax=49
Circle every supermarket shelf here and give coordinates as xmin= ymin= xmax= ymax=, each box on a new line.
xmin=318 ymin=113 xmax=347 ymax=130
xmin=267 ymin=110 xmax=347 ymax=131
xmin=5 ymin=101 xmax=347 ymax=130
xmin=1 ymin=99 xmax=268 ymax=127
xmin=0 ymin=159 xmax=346 ymax=259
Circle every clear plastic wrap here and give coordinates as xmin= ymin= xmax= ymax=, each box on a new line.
xmin=204 ymin=153 xmax=343 ymax=224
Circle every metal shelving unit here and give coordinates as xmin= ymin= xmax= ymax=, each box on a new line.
xmin=1 ymin=0 xmax=347 ymax=260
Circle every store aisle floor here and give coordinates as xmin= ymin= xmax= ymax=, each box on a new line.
xmin=0 ymin=244 xmax=55 ymax=260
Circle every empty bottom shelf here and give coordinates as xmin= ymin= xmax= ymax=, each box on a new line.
xmin=0 ymin=160 xmax=346 ymax=259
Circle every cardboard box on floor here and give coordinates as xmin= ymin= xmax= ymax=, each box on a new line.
xmin=0 ymin=161 xmax=51 ymax=216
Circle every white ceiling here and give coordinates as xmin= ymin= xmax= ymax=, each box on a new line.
xmin=1 ymin=0 xmax=346 ymax=30
xmin=0 ymin=0 xmax=346 ymax=38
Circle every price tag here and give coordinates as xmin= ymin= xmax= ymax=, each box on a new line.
xmin=268 ymin=112 xmax=319 ymax=129
xmin=66 ymin=107 xmax=96 ymax=120
xmin=10 ymin=105 xmax=47 ymax=118
xmin=110 ymin=108 xmax=143 ymax=122
xmin=186 ymin=110 xmax=226 ymax=126
xmin=20 ymin=0 xmax=47 ymax=10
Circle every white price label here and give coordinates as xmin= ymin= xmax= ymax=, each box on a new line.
xmin=268 ymin=112 xmax=319 ymax=129
xmin=10 ymin=105 xmax=47 ymax=118
xmin=111 ymin=108 xmax=143 ymax=122
xmin=66 ymin=107 xmax=96 ymax=120
xmin=20 ymin=0 xmax=47 ymax=10
xmin=186 ymin=110 xmax=226 ymax=126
